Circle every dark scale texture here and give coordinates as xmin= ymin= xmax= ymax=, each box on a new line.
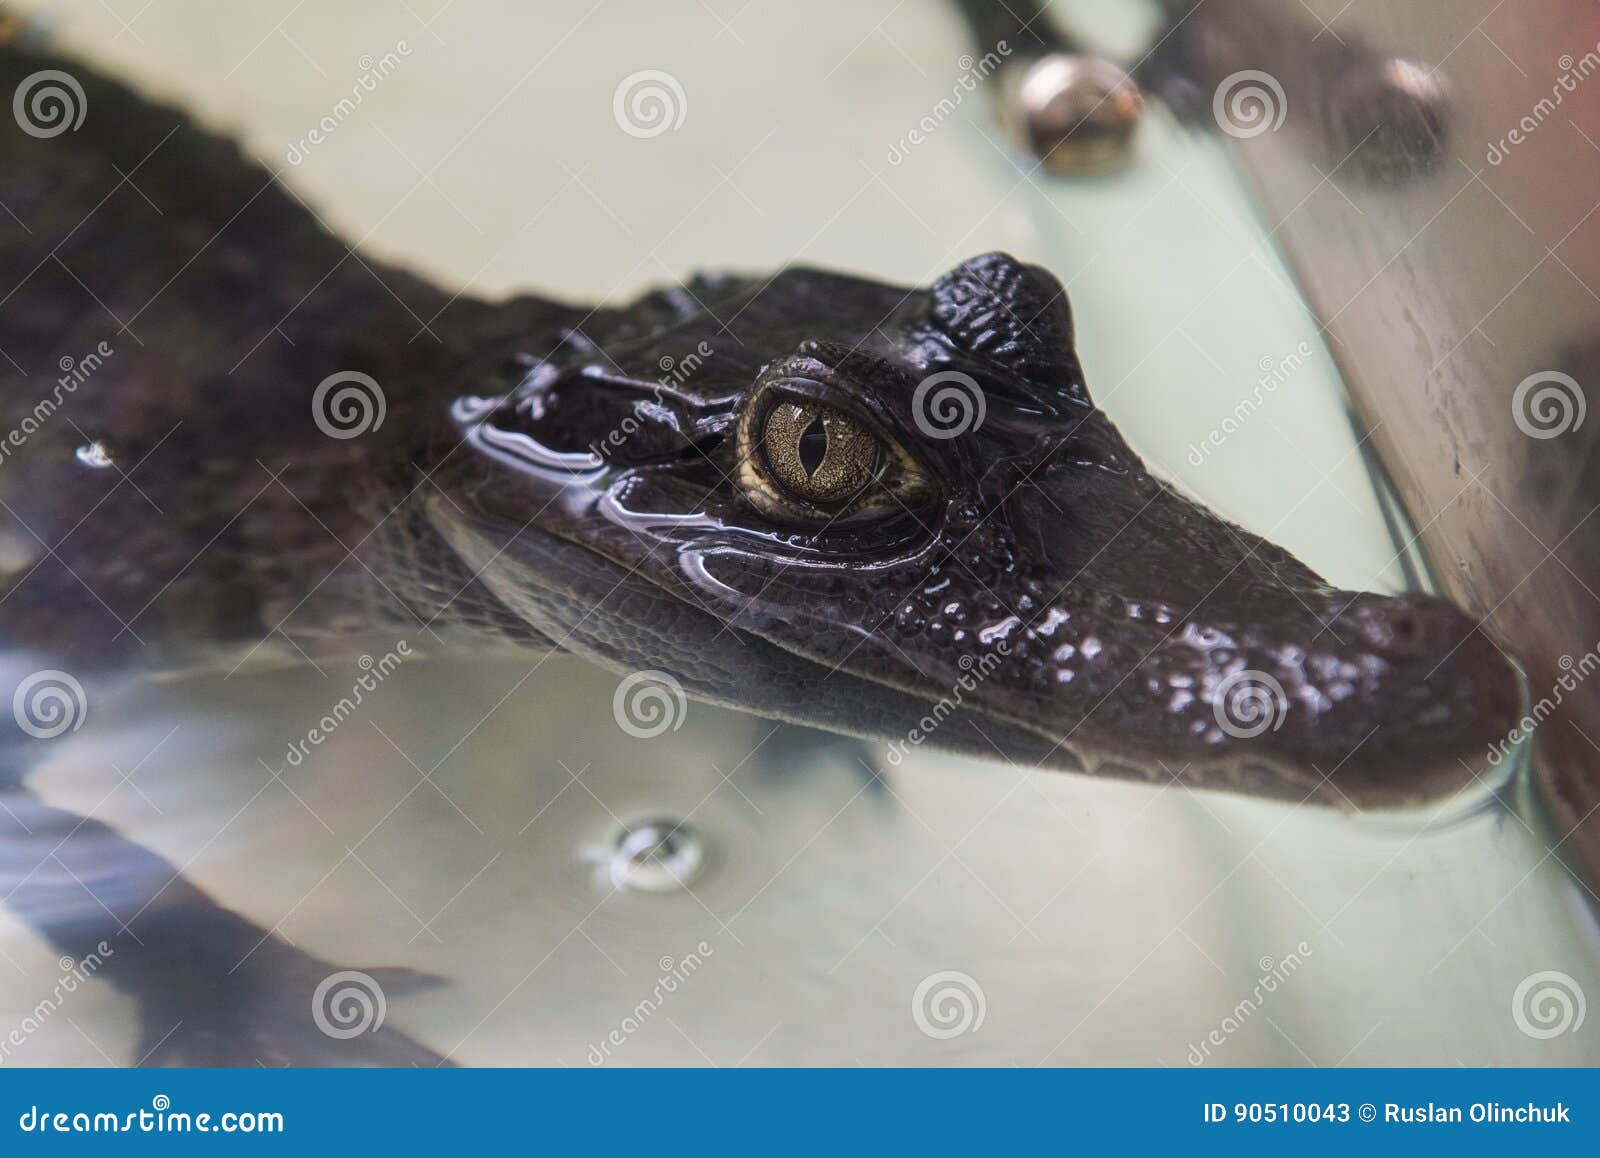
xmin=0 ymin=42 xmax=1527 ymax=1064
xmin=429 ymin=248 xmax=1521 ymax=809
xmin=0 ymin=44 xmax=1521 ymax=810
xmin=0 ymin=46 xmax=588 ymax=671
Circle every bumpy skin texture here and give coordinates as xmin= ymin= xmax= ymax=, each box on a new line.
xmin=0 ymin=46 xmax=1517 ymax=813
xmin=0 ymin=44 xmax=585 ymax=1066
xmin=0 ymin=42 xmax=1522 ymax=1066
xmin=0 ymin=47 xmax=584 ymax=674
xmin=436 ymin=257 xmax=1520 ymax=809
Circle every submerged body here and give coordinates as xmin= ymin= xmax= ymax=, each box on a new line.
xmin=0 ymin=45 xmax=1518 ymax=1062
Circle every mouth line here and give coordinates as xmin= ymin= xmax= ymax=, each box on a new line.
xmin=431 ymin=449 xmax=1517 ymax=812
xmin=478 ymin=531 xmax=1469 ymax=811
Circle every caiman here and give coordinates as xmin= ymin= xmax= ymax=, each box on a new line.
xmin=0 ymin=44 xmax=1519 ymax=1064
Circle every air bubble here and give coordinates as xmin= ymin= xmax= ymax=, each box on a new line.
xmin=605 ymin=817 xmax=704 ymax=893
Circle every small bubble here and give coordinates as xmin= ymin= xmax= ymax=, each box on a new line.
xmin=74 ymin=441 xmax=113 ymax=469
xmin=606 ymin=817 xmax=704 ymax=893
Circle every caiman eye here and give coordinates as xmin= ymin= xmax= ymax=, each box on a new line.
xmin=761 ymin=400 xmax=878 ymax=504
xmin=736 ymin=392 xmax=930 ymax=524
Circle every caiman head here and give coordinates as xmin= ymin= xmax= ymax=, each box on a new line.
xmin=427 ymin=252 xmax=1520 ymax=809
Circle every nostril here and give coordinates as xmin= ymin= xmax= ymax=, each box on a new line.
xmin=1343 ymin=596 xmax=1485 ymax=665
xmin=1380 ymin=611 xmax=1445 ymax=662
xmin=1336 ymin=597 xmax=1456 ymax=660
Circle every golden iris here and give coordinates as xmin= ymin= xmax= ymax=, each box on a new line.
xmin=759 ymin=400 xmax=880 ymax=504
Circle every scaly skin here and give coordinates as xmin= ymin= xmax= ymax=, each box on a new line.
xmin=0 ymin=45 xmax=1518 ymax=808
xmin=427 ymin=255 xmax=1518 ymax=809
xmin=0 ymin=44 xmax=1518 ymax=1064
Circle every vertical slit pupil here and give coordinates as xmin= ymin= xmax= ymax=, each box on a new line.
xmin=798 ymin=418 xmax=828 ymax=475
